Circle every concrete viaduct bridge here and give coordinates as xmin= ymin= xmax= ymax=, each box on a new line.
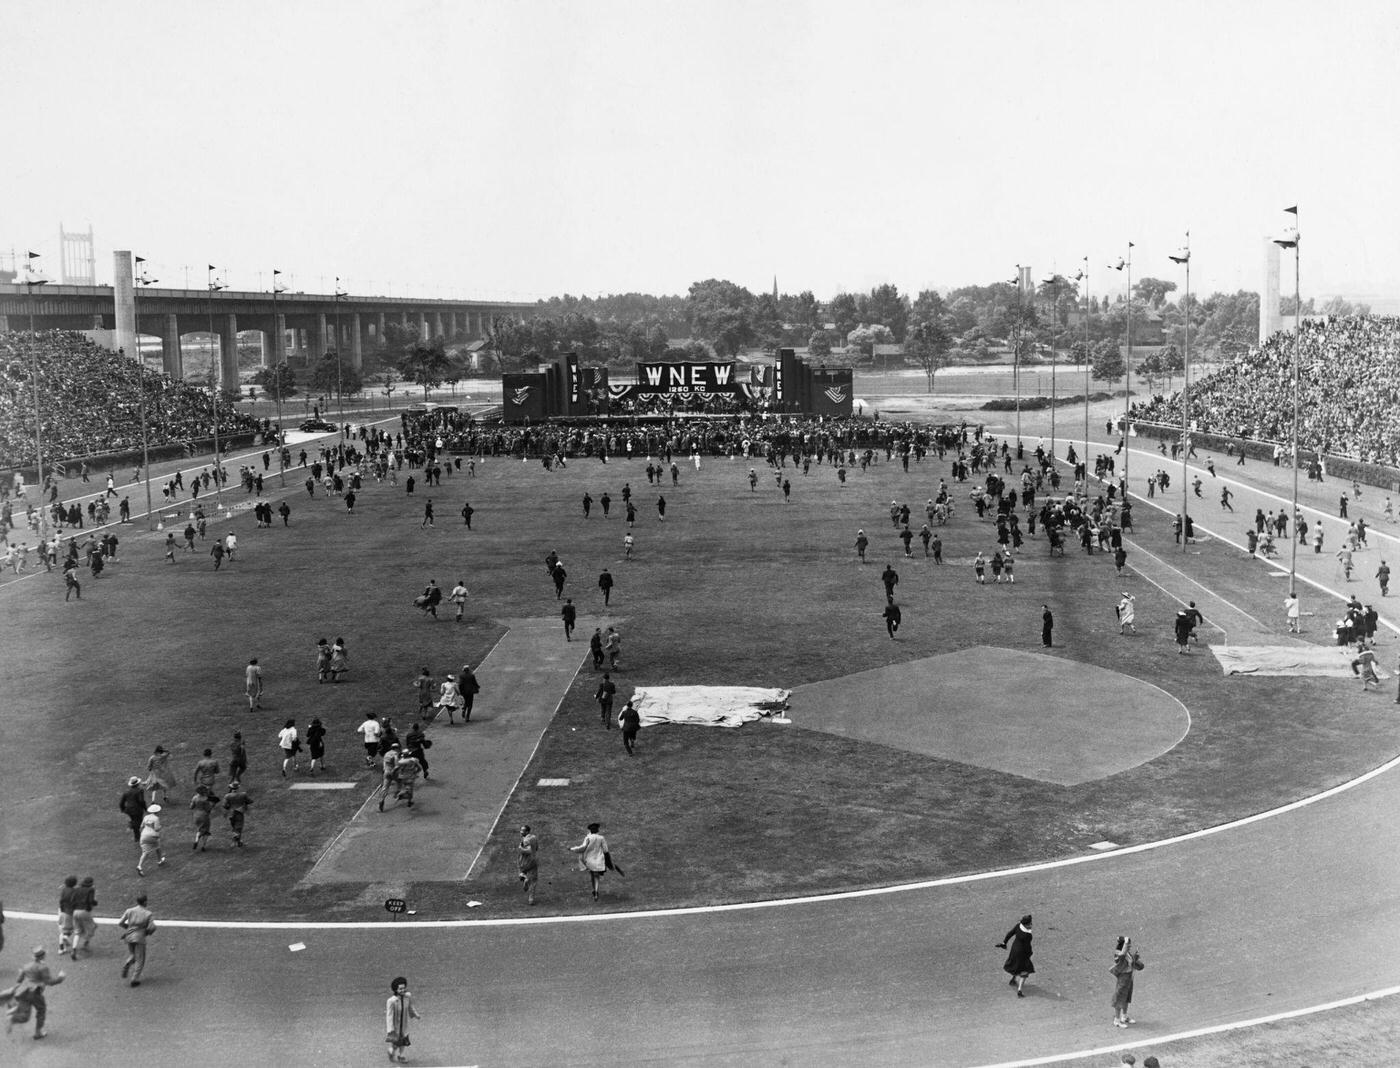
xmin=0 ymin=253 xmax=532 ymax=387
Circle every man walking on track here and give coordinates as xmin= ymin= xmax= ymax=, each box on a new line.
xmin=118 ymin=893 xmax=156 ymax=987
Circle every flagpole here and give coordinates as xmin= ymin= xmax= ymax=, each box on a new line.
xmin=25 ymin=252 xmax=49 ymax=545
xmin=1170 ymin=234 xmax=1191 ymax=554
xmin=1276 ymin=207 xmax=1301 ymax=604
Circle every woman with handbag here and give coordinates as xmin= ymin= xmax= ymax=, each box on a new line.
xmin=996 ymin=914 xmax=1035 ymax=997
xmin=1110 ymin=936 xmax=1145 ymax=1027
xmin=384 ymin=976 xmax=421 ymax=1063
xmin=569 ymin=822 xmax=609 ymax=902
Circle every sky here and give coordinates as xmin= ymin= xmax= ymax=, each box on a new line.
xmin=4 ymin=0 xmax=1399 ymax=306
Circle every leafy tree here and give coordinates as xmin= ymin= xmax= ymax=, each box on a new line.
xmin=807 ymin=329 xmax=834 ymax=361
xmin=686 ymin=279 xmax=755 ymax=357
xmin=1280 ymin=294 xmax=1316 ymax=316
xmin=252 ymin=363 xmax=298 ymax=402
xmin=906 ymin=318 xmax=952 ymax=393
xmin=1090 ymin=339 xmax=1125 ymax=383
xmin=827 ymin=293 xmax=860 ymax=340
xmin=865 ymin=283 xmax=909 ymax=341
xmin=381 ymin=321 xmax=421 ymax=354
xmin=846 ymin=323 xmax=894 ymax=360
xmin=646 ymin=323 xmax=670 ymax=360
xmin=1134 ymin=277 xmax=1178 ymax=308
xmin=396 ymin=338 xmax=452 ymax=401
xmin=910 ymin=289 xmax=947 ymax=329
xmin=751 ymin=292 xmax=784 ymax=352
xmin=1319 ymin=295 xmax=1371 ymax=318
xmin=378 ymin=372 xmax=398 ymax=406
xmin=784 ymin=291 xmax=822 ymax=335
xmin=310 ymin=355 xmax=362 ymax=398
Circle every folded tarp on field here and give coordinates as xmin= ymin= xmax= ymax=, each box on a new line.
xmin=1211 ymin=645 xmax=1388 ymax=678
xmin=632 ymin=686 xmax=791 ymax=728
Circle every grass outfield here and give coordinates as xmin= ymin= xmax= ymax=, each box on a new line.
xmin=1 ymin=431 xmax=1397 ymax=925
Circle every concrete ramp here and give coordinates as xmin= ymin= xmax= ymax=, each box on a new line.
xmin=300 ymin=616 xmax=594 ymax=885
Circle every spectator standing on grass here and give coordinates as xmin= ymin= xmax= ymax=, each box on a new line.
xmin=883 ymin=600 xmax=902 ymax=639
xmin=222 ymin=781 xmax=252 ymax=846
xmin=1110 ymin=936 xmax=1145 ymax=1027
xmin=449 ymin=579 xmax=468 ymax=622
xmin=619 ymin=699 xmax=641 ymax=755
xmin=656 ymin=494 xmax=666 ymax=521
xmin=384 ymin=976 xmax=422 ymax=1063
xmin=329 ymin=637 xmax=349 ymax=682
xmin=119 ymin=777 xmax=146 ymax=842
xmin=598 ymin=568 xmax=614 ymax=606
xmin=316 ymin=638 xmax=332 ymax=682
xmin=624 ymin=531 xmax=635 ymax=559
xmin=136 ymin=806 xmax=165 ymax=876
xmin=518 ymin=826 xmax=539 ymax=904
xmin=144 ymin=745 xmax=176 ymax=805
xmin=595 ymin=673 xmax=616 ymax=727
xmin=414 ymin=667 xmax=434 ymax=720
xmin=569 ymin=822 xmax=610 ymax=901
xmin=12 ymin=947 xmax=64 ymax=1039
xmin=561 ymin=598 xmax=577 ymax=641
xmin=881 ymin=562 xmax=899 ymax=600
xmin=245 ymin=658 xmax=263 ymax=710
xmin=604 ymin=626 xmax=622 ymax=669
xmin=458 ymin=663 xmax=480 ymax=721
xmin=224 ymin=531 xmax=237 ymax=562
xmin=228 ymin=731 xmax=248 ymax=785
xmin=996 ymin=914 xmax=1035 ymax=997
xmin=117 ymin=894 xmax=155 ymax=987
xmin=1117 ymin=593 xmax=1136 ymax=634
xmin=210 ymin=539 xmax=225 ymax=570
xmin=855 ymin=529 xmax=869 ymax=562
xmin=56 ymin=876 xmax=78 ymax=957
xmin=1284 ymin=593 xmax=1300 ymax=633
xmin=70 ymin=877 xmax=97 ymax=959
xmin=189 ymin=785 xmax=217 ymax=851
xmin=278 ymin=719 xmax=300 ymax=776
xmin=306 ymin=717 xmax=327 ymax=773
xmin=63 ymin=558 xmax=81 ymax=599
xmin=1041 ymin=605 xmax=1053 ymax=648
xmin=590 ymin=628 xmax=605 ymax=669
xmin=552 ymin=562 xmax=568 ymax=600
xmin=192 ymin=749 xmax=220 ymax=793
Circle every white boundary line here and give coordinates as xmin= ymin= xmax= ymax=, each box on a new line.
xmin=968 ymin=984 xmax=1400 ymax=1067
xmin=11 ymin=748 xmax=1399 ymax=931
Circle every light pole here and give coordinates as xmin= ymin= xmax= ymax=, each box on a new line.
xmin=1170 ymin=234 xmax=1191 ymax=554
xmin=207 ymin=265 xmax=227 ymax=515
xmin=1109 ymin=243 xmax=1134 ymax=487
xmin=334 ymin=277 xmax=347 ymax=426
xmin=1042 ymin=274 xmax=1063 ymax=460
xmin=134 ymin=257 xmax=158 ymax=528
xmin=1008 ymin=268 xmax=1023 ymax=452
xmin=271 ymin=268 xmax=288 ymax=486
xmin=1275 ymin=206 xmax=1301 ymax=601
xmin=24 ymin=252 xmax=49 ymax=543
xmin=1073 ymin=259 xmax=1090 ymax=471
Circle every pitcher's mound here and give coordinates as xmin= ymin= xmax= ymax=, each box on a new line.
xmin=789 ymin=646 xmax=1189 ymax=786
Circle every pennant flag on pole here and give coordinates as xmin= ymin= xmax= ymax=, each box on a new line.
xmin=135 ymin=256 xmax=145 ymax=264
xmin=27 ymin=250 xmax=40 ymax=258
xmin=1284 ymin=205 xmax=1298 ymax=214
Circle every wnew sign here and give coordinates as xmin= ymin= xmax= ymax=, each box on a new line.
xmin=635 ymin=362 xmax=738 ymax=394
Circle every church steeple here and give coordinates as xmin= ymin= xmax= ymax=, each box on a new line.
xmin=772 ymin=275 xmax=778 ymax=300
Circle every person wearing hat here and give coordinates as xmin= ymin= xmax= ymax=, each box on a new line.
xmin=222 ymin=780 xmax=253 ymax=847
xmin=137 ymin=805 xmax=165 ymax=876
xmin=117 ymin=894 xmax=155 ymax=987
xmin=1117 ymin=593 xmax=1136 ymax=635
xmin=11 ymin=946 xmax=65 ymax=1038
xmin=569 ymin=822 xmax=610 ymax=901
xmin=376 ymin=744 xmax=402 ymax=812
xmin=119 ymin=776 xmax=147 ymax=842
xmin=435 ymin=674 xmax=463 ymax=725
xmin=996 ymin=914 xmax=1035 ymax=997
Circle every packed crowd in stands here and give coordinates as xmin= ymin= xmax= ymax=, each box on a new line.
xmin=1130 ymin=316 xmax=1400 ymax=465
xmin=0 ymin=330 xmax=260 ymax=469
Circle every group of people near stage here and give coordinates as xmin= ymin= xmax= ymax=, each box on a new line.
xmin=1130 ymin=315 xmax=1400 ymax=466
xmin=0 ymin=330 xmax=259 ymax=471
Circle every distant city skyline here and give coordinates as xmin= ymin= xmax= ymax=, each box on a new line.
xmin=4 ymin=1 xmax=1398 ymax=307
